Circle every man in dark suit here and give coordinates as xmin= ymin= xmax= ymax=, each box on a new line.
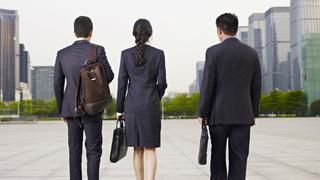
xmin=54 ymin=16 xmax=114 ymax=180
xmin=198 ymin=13 xmax=261 ymax=180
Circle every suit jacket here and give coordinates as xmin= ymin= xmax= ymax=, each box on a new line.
xmin=199 ymin=38 xmax=261 ymax=125
xmin=54 ymin=40 xmax=114 ymax=118
xmin=116 ymin=45 xmax=167 ymax=113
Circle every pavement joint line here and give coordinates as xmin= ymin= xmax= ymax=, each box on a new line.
xmin=251 ymin=152 xmax=320 ymax=177
xmin=163 ymin=128 xmax=210 ymax=176
xmin=0 ymin=146 xmax=68 ymax=177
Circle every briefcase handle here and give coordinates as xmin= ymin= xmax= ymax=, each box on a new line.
xmin=201 ymin=120 xmax=207 ymax=129
xmin=116 ymin=119 xmax=125 ymax=128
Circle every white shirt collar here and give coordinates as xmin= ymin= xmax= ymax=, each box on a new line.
xmin=222 ymin=35 xmax=236 ymax=42
xmin=76 ymin=37 xmax=89 ymax=41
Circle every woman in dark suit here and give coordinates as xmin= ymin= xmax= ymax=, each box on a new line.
xmin=116 ymin=19 xmax=167 ymax=180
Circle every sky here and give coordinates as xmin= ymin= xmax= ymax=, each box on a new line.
xmin=1 ymin=0 xmax=289 ymax=95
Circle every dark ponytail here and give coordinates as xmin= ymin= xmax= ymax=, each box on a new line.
xmin=133 ymin=19 xmax=153 ymax=66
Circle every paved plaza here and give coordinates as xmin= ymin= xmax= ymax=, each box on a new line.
xmin=0 ymin=118 xmax=320 ymax=180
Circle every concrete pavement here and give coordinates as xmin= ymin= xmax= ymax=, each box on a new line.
xmin=0 ymin=118 xmax=320 ymax=180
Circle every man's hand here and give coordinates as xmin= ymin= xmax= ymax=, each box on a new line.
xmin=198 ymin=117 xmax=208 ymax=125
xmin=118 ymin=115 xmax=125 ymax=120
xmin=61 ymin=117 xmax=66 ymax=123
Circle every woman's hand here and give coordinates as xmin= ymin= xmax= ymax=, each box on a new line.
xmin=117 ymin=112 xmax=125 ymax=121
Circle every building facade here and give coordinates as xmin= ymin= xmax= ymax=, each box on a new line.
xmin=264 ymin=7 xmax=291 ymax=92
xmin=248 ymin=13 xmax=267 ymax=92
xmin=31 ymin=66 xmax=54 ymax=101
xmin=189 ymin=61 xmax=205 ymax=95
xmin=19 ymin=44 xmax=31 ymax=100
xmin=188 ymin=80 xmax=198 ymax=95
xmin=0 ymin=8 xmax=20 ymax=101
xmin=290 ymin=0 xmax=320 ymax=105
xmin=237 ymin=26 xmax=249 ymax=44
xmin=196 ymin=61 xmax=204 ymax=92
xmin=19 ymin=44 xmax=30 ymax=84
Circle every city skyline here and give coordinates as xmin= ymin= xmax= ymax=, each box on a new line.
xmin=0 ymin=0 xmax=290 ymax=94
xmin=187 ymin=0 xmax=320 ymax=107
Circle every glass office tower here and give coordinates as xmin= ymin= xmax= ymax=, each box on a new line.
xmin=290 ymin=0 xmax=320 ymax=105
xmin=19 ymin=44 xmax=32 ymax=100
xmin=301 ymin=34 xmax=320 ymax=105
xmin=0 ymin=8 xmax=20 ymax=101
xmin=248 ymin=13 xmax=267 ymax=92
xmin=196 ymin=61 xmax=205 ymax=92
xmin=265 ymin=7 xmax=291 ymax=92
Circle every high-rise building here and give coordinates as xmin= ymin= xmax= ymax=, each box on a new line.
xmin=236 ymin=26 xmax=249 ymax=44
xmin=189 ymin=80 xmax=198 ymax=95
xmin=19 ymin=44 xmax=30 ymax=84
xmin=31 ymin=66 xmax=54 ymax=100
xmin=0 ymin=8 xmax=20 ymax=101
xmin=19 ymin=44 xmax=32 ymax=100
xmin=189 ymin=61 xmax=205 ymax=95
xmin=196 ymin=61 xmax=205 ymax=92
xmin=290 ymin=0 xmax=320 ymax=105
xmin=248 ymin=13 xmax=267 ymax=92
xmin=264 ymin=7 xmax=291 ymax=92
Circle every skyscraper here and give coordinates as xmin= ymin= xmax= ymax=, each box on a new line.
xmin=248 ymin=13 xmax=267 ymax=92
xmin=31 ymin=66 xmax=54 ymax=100
xmin=0 ymin=8 xmax=20 ymax=101
xmin=290 ymin=0 xmax=320 ymax=105
xmin=264 ymin=7 xmax=291 ymax=92
xmin=196 ymin=61 xmax=205 ymax=92
xmin=189 ymin=61 xmax=204 ymax=95
xmin=19 ymin=44 xmax=32 ymax=100
xmin=188 ymin=80 xmax=198 ymax=95
xmin=236 ymin=26 xmax=249 ymax=44
xmin=19 ymin=44 xmax=30 ymax=84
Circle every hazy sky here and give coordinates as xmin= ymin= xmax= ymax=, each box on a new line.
xmin=1 ymin=0 xmax=289 ymax=95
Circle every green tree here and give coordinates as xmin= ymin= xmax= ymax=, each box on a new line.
xmin=269 ymin=90 xmax=285 ymax=115
xmin=189 ymin=93 xmax=199 ymax=116
xmin=284 ymin=90 xmax=307 ymax=116
xmin=106 ymin=97 xmax=116 ymax=117
xmin=165 ymin=94 xmax=189 ymax=116
xmin=163 ymin=93 xmax=199 ymax=117
xmin=0 ymin=101 xmax=6 ymax=109
xmin=20 ymin=100 xmax=33 ymax=115
xmin=47 ymin=97 xmax=58 ymax=116
xmin=0 ymin=101 xmax=18 ymax=115
xmin=162 ymin=96 xmax=172 ymax=116
xmin=311 ymin=99 xmax=320 ymax=116
xmin=259 ymin=93 xmax=272 ymax=114
xmin=31 ymin=98 xmax=57 ymax=117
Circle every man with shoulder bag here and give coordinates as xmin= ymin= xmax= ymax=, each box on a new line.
xmin=54 ymin=16 xmax=114 ymax=180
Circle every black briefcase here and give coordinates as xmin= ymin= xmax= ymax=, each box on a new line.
xmin=198 ymin=121 xmax=209 ymax=165
xmin=110 ymin=119 xmax=128 ymax=163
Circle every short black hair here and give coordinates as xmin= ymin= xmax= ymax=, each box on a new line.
xmin=74 ymin=16 xmax=93 ymax=38
xmin=216 ymin=13 xmax=238 ymax=36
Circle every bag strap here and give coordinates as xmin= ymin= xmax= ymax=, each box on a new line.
xmin=75 ymin=73 xmax=82 ymax=115
xmin=92 ymin=44 xmax=97 ymax=62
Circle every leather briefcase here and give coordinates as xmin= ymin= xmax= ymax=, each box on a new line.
xmin=110 ymin=118 xmax=128 ymax=163
xmin=198 ymin=121 xmax=209 ymax=165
